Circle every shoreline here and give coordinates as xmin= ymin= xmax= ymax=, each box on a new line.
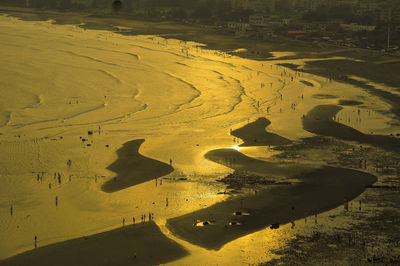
xmin=0 ymin=8 xmax=398 ymax=264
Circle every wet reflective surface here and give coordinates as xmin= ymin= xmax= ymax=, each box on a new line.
xmin=1 ymin=14 xmax=400 ymax=265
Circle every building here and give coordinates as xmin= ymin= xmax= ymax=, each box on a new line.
xmin=249 ymin=14 xmax=269 ymax=26
xmin=227 ymin=21 xmax=251 ymax=32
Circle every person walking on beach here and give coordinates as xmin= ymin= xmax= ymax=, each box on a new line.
xmin=123 ymin=217 xmax=125 ymax=227
xmin=166 ymin=197 xmax=169 ymax=207
xmin=132 ymin=217 xmax=135 ymax=224
xmin=169 ymin=159 xmax=172 ymax=166
xmin=55 ymin=196 xmax=58 ymax=207
xmin=34 ymin=235 xmax=37 ymax=249
xmin=10 ymin=205 xmax=13 ymax=216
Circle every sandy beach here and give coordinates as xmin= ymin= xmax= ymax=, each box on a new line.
xmin=0 ymin=7 xmax=400 ymax=265
xmin=1 ymin=222 xmax=188 ymax=266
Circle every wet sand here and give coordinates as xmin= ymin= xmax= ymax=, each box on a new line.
xmin=166 ymin=163 xmax=376 ymax=250
xmin=0 ymin=222 xmax=188 ymax=266
xmin=302 ymin=105 xmax=400 ymax=152
xmin=231 ymin=118 xmax=291 ymax=147
xmin=0 ymin=7 xmax=398 ymax=265
xmin=102 ymin=139 xmax=173 ymax=193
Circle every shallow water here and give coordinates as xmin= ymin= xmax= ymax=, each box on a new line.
xmin=0 ymin=14 xmax=398 ymax=264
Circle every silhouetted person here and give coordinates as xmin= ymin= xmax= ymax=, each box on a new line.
xmin=55 ymin=196 xmax=58 ymax=207
xmin=67 ymin=160 xmax=72 ymax=167
xmin=169 ymin=159 xmax=172 ymax=166
xmin=166 ymin=197 xmax=169 ymax=207
xmin=34 ymin=235 xmax=37 ymax=249
xmin=10 ymin=205 xmax=13 ymax=216
xmin=132 ymin=217 xmax=135 ymax=224
xmin=123 ymin=217 xmax=125 ymax=227
xmin=49 ymin=183 xmax=51 ymax=189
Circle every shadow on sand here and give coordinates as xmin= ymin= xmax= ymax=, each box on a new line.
xmin=102 ymin=139 xmax=173 ymax=193
xmin=302 ymin=105 xmax=400 ymax=152
xmin=166 ymin=148 xmax=376 ymax=250
xmin=1 ymin=222 xmax=188 ymax=266
xmin=231 ymin=117 xmax=291 ymax=147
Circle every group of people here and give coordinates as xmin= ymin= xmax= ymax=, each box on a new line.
xmin=122 ymin=212 xmax=155 ymax=227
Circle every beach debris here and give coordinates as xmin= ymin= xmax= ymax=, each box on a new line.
xmin=233 ymin=211 xmax=250 ymax=216
xmin=270 ymin=223 xmax=280 ymax=229
xmin=228 ymin=221 xmax=241 ymax=226
xmin=194 ymin=220 xmax=213 ymax=227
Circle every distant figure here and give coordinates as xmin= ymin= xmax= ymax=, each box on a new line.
xmin=344 ymin=199 xmax=349 ymax=211
xmin=37 ymin=174 xmax=40 ymax=182
xmin=132 ymin=217 xmax=135 ymax=224
xmin=34 ymin=235 xmax=37 ymax=249
xmin=98 ymin=126 xmax=101 ymax=135
xmin=149 ymin=212 xmax=152 ymax=221
xmin=359 ymin=200 xmax=362 ymax=211
xmin=166 ymin=197 xmax=169 ymax=207
xmin=49 ymin=183 xmax=51 ymax=189
xmin=155 ymin=179 xmax=158 ymax=187
xmin=123 ymin=217 xmax=125 ymax=227
xmin=169 ymin=159 xmax=172 ymax=166
xmin=160 ymin=179 xmax=162 ymax=186
xmin=58 ymin=173 xmax=61 ymax=184
xmin=314 ymin=213 xmax=318 ymax=224
xmin=55 ymin=196 xmax=58 ymax=207
xmin=10 ymin=205 xmax=13 ymax=216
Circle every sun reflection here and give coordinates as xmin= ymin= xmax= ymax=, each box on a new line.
xmin=231 ymin=145 xmax=242 ymax=151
